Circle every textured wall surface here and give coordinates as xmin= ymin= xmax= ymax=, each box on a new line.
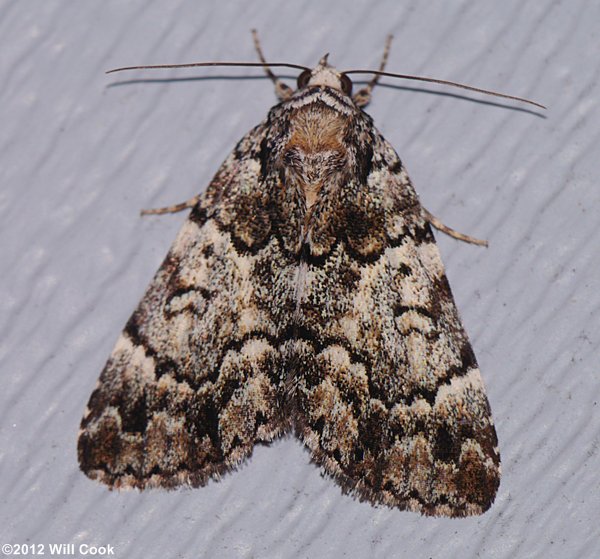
xmin=1 ymin=1 xmax=599 ymax=557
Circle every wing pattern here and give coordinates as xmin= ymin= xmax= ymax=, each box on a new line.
xmin=79 ymin=84 xmax=499 ymax=516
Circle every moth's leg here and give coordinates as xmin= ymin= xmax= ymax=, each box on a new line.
xmin=353 ymin=34 xmax=393 ymax=108
xmin=251 ymin=29 xmax=294 ymax=101
xmin=141 ymin=195 xmax=200 ymax=216
xmin=422 ymin=207 xmax=488 ymax=247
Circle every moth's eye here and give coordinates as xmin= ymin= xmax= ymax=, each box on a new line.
xmin=297 ymin=69 xmax=312 ymax=89
xmin=340 ymin=73 xmax=353 ymax=95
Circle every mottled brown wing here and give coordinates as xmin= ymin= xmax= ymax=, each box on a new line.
xmin=294 ymin=132 xmax=500 ymax=517
xmin=78 ymin=124 xmax=297 ymax=488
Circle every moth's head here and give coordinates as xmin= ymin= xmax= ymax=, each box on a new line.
xmin=296 ymin=54 xmax=353 ymax=96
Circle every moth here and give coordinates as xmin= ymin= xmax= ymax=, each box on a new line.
xmin=79 ymin=33 xmax=543 ymax=517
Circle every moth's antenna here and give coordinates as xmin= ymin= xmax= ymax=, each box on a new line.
xmin=106 ymin=55 xmax=545 ymax=110
xmin=106 ymin=61 xmax=309 ymax=74
xmin=343 ymin=69 xmax=546 ymax=109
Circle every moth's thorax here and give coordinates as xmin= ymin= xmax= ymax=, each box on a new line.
xmin=287 ymin=105 xmax=347 ymax=154
xmin=283 ymin=104 xmax=349 ymax=210
xmin=281 ymin=59 xmax=359 ymax=201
